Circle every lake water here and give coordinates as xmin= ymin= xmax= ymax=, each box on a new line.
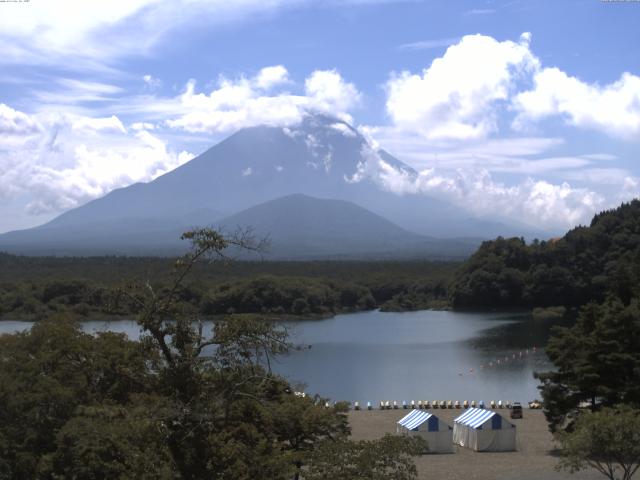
xmin=0 ymin=309 xmax=561 ymax=405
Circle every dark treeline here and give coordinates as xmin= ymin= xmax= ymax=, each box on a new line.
xmin=449 ymin=200 xmax=640 ymax=309
xmin=0 ymin=255 xmax=456 ymax=320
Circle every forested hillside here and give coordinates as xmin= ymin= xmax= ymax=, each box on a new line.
xmin=0 ymin=255 xmax=454 ymax=320
xmin=450 ymin=200 xmax=640 ymax=308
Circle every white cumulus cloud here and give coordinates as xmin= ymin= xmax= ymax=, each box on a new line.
xmin=166 ymin=66 xmax=360 ymax=134
xmin=0 ymin=103 xmax=41 ymax=136
xmin=304 ymin=69 xmax=361 ymax=113
xmin=254 ymin=65 xmax=290 ymax=90
xmin=385 ymin=32 xmax=640 ymax=142
xmin=0 ymin=104 xmax=193 ymax=217
xmin=372 ymin=31 xmax=640 ymax=229
xmin=71 ymin=115 xmax=127 ymax=134
xmin=513 ymin=68 xmax=640 ymax=139
xmin=354 ymin=146 xmax=605 ymax=230
xmin=385 ymin=32 xmax=538 ymax=140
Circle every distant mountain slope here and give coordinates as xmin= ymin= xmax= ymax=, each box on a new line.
xmin=215 ymin=194 xmax=479 ymax=259
xmin=0 ymin=114 xmax=548 ymax=256
xmin=0 ymin=209 xmax=224 ymax=256
xmin=0 ymin=194 xmax=480 ymax=258
xmin=41 ymin=115 xmax=406 ymax=229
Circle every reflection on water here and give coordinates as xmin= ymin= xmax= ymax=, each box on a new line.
xmin=0 ymin=309 xmax=569 ymax=404
xmin=275 ymin=310 xmax=564 ymax=403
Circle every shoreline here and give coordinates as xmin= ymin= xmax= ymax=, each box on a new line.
xmin=0 ymin=304 xmax=542 ymax=323
xmin=348 ymin=409 xmax=601 ymax=480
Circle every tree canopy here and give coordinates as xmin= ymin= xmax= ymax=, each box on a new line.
xmin=557 ymin=406 xmax=640 ymax=480
xmin=534 ymin=297 xmax=640 ymax=432
xmin=0 ymin=254 xmax=454 ymax=321
xmin=450 ymin=200 xmax=640 ymax=309
xmin=0 ymin=228 xmax=425 ymax=479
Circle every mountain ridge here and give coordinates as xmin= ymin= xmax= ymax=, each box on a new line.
xmin=0 ymin=114 xmax=549 ymax=257
xmin=214 ymin=193 xmax=480 ymax=259
xmin=0 ymin=193 xmax=481 ymax=259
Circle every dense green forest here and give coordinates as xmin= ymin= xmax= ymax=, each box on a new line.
xmin=0 ymin=230 xmax=426 ymax=479
xmin=0 ymin=255 xmax=455 ymax=320
xmin=450 ymin=200 xmax=640 ymax=308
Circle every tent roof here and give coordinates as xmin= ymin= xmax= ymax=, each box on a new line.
xmin=397 ymin=410 xmax=434 ymax=430
xmin=454 ymin=408 xmax=505 ymax=429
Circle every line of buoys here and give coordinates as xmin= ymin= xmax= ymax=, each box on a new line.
xmin=460 ymin=346 xmax=540 ymax=377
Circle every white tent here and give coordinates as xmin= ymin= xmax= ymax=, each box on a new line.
xmin=396 ymin=410 xmax=454 ymax=453
xmin=453 ymin=408 xmax=516 ymax=452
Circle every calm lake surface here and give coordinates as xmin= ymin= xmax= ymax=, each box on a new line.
xmin=0 ymin=309 xmax=562 ymax=404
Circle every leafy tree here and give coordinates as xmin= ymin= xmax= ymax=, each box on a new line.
xmin=0 ymin=228 xmax=427 ymax=479
xmin=41 ymin=403 xmax=173 ymax=480
xmin=557 ymin=406 xmax=640 ymax=480
xmin=305 ymin=434 xmax=428 ymax=480
xmin=535 ymin=297 xmax=640 ymax=432
xmin=270 ymin=395 xmax=350 ymax=479
xmin=0 ymin=252 xmax=458 ymax=320
xmin=0 ymin=316 xmax=154 ymax=479
xmin=450 ymin=200 xmax=640 ymax=309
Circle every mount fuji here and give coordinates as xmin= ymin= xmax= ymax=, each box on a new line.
xmin=0 ymin=114 xmax=546 ymax=258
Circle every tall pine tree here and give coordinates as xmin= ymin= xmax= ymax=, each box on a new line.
xmin=536 ymin=297 xmax=640 ymax=432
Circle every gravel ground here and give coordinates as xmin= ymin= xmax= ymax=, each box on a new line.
xmin=348 ymin=408 xmax=602 ymax=480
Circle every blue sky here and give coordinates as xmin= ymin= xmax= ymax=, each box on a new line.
xmin=0 ymin=0 xmax=639 ymax=233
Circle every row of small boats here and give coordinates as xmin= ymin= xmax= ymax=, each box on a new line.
xmin=352 ymin=400 xmax=542 ymax=410
xmin=354 ymin=399 xmax=521 ymax=410
xmin=291 ymin=392 xmax=544 ymax=410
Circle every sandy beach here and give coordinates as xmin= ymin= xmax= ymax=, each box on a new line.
xmin=348 ymin=408 xmax=601 ymax=480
